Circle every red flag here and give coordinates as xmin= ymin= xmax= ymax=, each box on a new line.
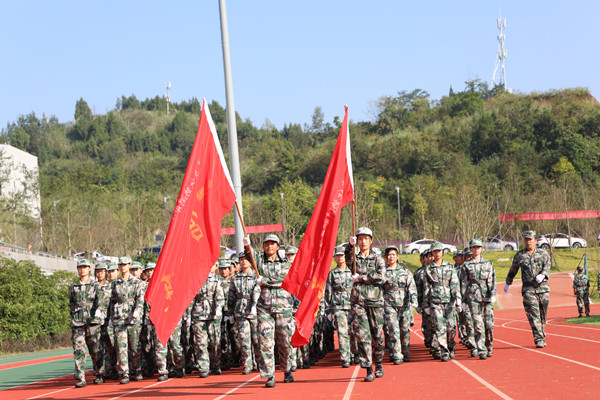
xmin=282 ymin=106 xmax=354 ymax=347
xmin=145 ymin=99 xmax=236 ymax=345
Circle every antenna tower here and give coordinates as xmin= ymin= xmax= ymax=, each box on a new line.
xmin=492 ymin=14 xmax=507 ymax=90
xmin=166 ymin=81 xmax=171 ymax=114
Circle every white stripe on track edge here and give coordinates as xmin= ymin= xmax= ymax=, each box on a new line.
xmin=409 ymin=328 xmax=513 ymax=400
xmin=108 ymin=380 xmax=167 ymax=400
xmin=547 ymin=318 xmax=600 ymax=331
xmin=495 ymin=338 xmax=600 ymax=371
xmin=26 ymin=387 xmax=73 ymax=400
xmin=342 ymin=365 xmax=361 ymax=400
xmin=213 ymin=374 xmax=260 ymax=400
xmin=499 ymin=320 xmax=600 ymax=344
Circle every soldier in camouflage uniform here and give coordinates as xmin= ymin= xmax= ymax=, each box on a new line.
xmin=455 ymin=251 xmax=475 ymax=352
xmin=383 ymin=246 xmax=418 ymax=364
xmin=104 ymin=263 xmax=119 ymax=379
xmin=89 ymin=263 xmax=112 ymax=384
xmin=69 ymin=259 xmax=101 ymax=388
xmin=192 ymin=263 xmax=224 ymax=378
xmin=462 ymin=239 xmax=496 ymax=359
xmin=414 ymin=249 xmax=435 ymax=352
xmin=505 ymin=230 xmax=551 ymax=348
xmin=228 ymin=251 xmax=261 ymax=374
xmin=136 ymin=261 xmax=155 ymax=378
xmin=244 ymin=233 xmax=294 ymax=388
xmin=573 ymin=265 xmax=590 ymax=317
xmin=218 ymin=261 xmax=234 ymax=371
xmin=423 ymin=242 xmax=462 ymax=362
xmin=324 ymin=245 xmax=356 ymax=368
xmin=109 ymin=256 xmax=145 ymax=384
xmin=345 ymin=227 xmax=386 ymax=382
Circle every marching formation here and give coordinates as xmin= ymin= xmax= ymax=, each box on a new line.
xmin=68 ymin=228 xmax=558 ymax=389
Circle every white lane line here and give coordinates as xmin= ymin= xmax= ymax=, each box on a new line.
xmin=409 ymin=328 xmax=514 ymax=400
xmin=547 ymin=318 xmax=600 ymax=331
xmin=499 ymin=320 xmax=600 ymax=344
xmin=495 ymin=338 xmax=600 ymax=372
xmin=342 ymin=365 xmax=361 ymax=400
xmin=108 ymin=380 xmax=167 ymax=400
xmin=26 ymin=387 xmax=73 ymax=399
xmin=213 ymin=374 xmax=260 ymax=400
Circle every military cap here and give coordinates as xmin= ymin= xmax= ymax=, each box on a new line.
xmin=218 ymin=260 xmax=231 ymax=268
xmin=106 ymin=263 xmax=118 ymax=271
xmin=384 ymin=245 xmax=399 ymax=255
xmin=469 ymin=238 xmax=483 ymax=248
xmin=130 ymin=261 xmax=143 ymax=269
xmin=144 ymin=262 xmax=156 ymax=271
xmin=118 ymin=256 xmax=132 ymax=265
xmin=237 ymin=251 xmax=246 ymax=259
xmin=95 ymin=263 xmax=107 ymax=270
xmin=334 ymin=245 xmax=346 ymax=256
xmin=356 ymin=227 xmax=373 ymax=237
xmin=453 ymin=250 xmax=462 ymax=257
xmin=430 ymin=242 xmax=444 ymax=251
xmin=463 ymin=248 xmax=473 ymax=255
xmin=576 ymin=265 xmax=583 ymax=271
xmin=523 ymin=230 xmax=536 ymax=239
xmin=420 ymin=248 xmax=430 ymax=256
xmin=77 ymin=259 xmax=91 ymax=267
xmin=263 ymin=234 xmax=280 ymax=244
xmin=285 ymin=246 xmax=298 ymax=255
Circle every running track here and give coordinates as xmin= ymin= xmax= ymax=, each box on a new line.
xmin=1 ymin=280 xmax=598 ymax=399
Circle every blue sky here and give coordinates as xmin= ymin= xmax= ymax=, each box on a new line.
xmin=1 ymin=1 xmax=599 ymax=131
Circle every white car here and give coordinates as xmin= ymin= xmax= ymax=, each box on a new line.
xmin=404 ymin=239 xmax=457 ymax=255
xmin=536 ymin=233 xmax=587 ymax=249
xmin=482 ymin=237 xmax=518 ymax=252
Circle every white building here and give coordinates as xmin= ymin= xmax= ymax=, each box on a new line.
xmin=0 ymin=144 xmax=41 ymax=219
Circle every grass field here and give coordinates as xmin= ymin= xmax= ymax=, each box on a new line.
xmin=566 ymin=314 xmax=600 ymax=326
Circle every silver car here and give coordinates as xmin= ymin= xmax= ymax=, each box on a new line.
xmin=536 ymin=233 xmax=587 ymax=249
xmin=481 ymin=237 xmax=518 ymax=252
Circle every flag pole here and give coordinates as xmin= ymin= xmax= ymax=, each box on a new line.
xmin=351 ymin=201 xmax=357 ymax=275
xmin=234 ymin=201 xmax=260 ymax=277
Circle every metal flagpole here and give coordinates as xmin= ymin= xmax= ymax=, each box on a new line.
xmin=218 ymin=0 xmax=244 ymax=253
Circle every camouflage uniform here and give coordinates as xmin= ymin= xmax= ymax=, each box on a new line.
xmin=423 ymin=260 xmax=461 ymax=359
xmin=90 ymin=274 xmax=113 ymax=379
xmin=573 ymin=270 xmax=590 ymax=316
xmin=324 ymin=266 xmax=356 ymax=365
xmin=383 ymin=265 xmax=418 ymax=362
xmin=252 ymin=251 xmax=295 ymax=379
xmin=228 ymin=269 xmax=261 ymax=372
xmin=139 ymin=280 xmax=156 ymax=376
xmin=345 ymin=245 xmax=386 ymax=369
xmin=151 ymin=318 xmax=185 ymax=377
xmin=109 ymin=274 xmax=145 ymax=379
xmin=462 ymin=258 xmax=496 ymax=356
xmin=219 ymin=275 xmax=233 ymax=370
xmin=69 ymin=275 xmax=101 ymax=383
xmin=457 ymin=263 xmax=475 ymax=350
xmin=506 ymin=247 xmax=551 ymax=345
xmin=192 ymin=272 xmax=224 ymax=376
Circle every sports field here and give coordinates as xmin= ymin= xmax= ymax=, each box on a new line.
xmin=1 ymin=272 xmax=598 ymax=400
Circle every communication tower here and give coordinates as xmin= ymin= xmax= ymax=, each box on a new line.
xmin=166 ymin=81 xmax=171 ymax=114
xmin=492 ymin=14 xmax=507 ymax=90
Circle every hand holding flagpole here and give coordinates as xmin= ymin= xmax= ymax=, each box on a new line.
xmin=234 ymin=202 xmax=260 ymax=278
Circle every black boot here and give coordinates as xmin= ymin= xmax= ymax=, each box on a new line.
xmin=364 ymin=366 xmax=375 ymax=382
xmin=284 ymin=372 xmax=294 ymax=383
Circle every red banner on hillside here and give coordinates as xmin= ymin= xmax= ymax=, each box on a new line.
xmin=282 ymin=106 xmax=354 ymax=348
xmin=145 ymin=99 xmax=236 ymax=345
xmin=500 ymin=210 xmax=600 ymax=222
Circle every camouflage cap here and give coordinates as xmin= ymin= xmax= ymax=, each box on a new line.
xmin=237 ymin=251 xmax=246 ymax=259
xmin=285 ymin=246 xmax=298 ymax=255
xmin=430 ymin=242 xmax=444 ymax=251
xmin=130 ymin=261 xmax=143 ymax=269
xmin=263 ymin=234 xmax=280 ymax=244
xmin=523 ymin=230 xmax=536 ymax=239
xmin=384 ymin=245 xmax=399 ymax=254
xmin=469 ymin=238 xmax=483 ymax=248
xmin=144 ymin=262 xmax=156 ymax=271
xmin=420 ymin=248 xmax=430 ymax=257
xmin=463 ymin=248 xmax=473 ymax=255
xmin=453 ymin=250 xmax=462 ymax=257
xmin=106 ymin=263 xmax=118 ymax=271
xmin=356 ymin=227 xmax=373 ymax=237
xmin=118 ymin=256 xmax=132 ymax=265
xmin=94 ymin=263 xmax=107 ymax=270
xmin=218 ymin=260 xmax=231 ymax=268
xmin=334 ymin=245 xmax=346 ymax=256
xmin=77 ymin=259 xmax=91 ymax=267
xmin=576 ymin=265 xmax=583 ymax=271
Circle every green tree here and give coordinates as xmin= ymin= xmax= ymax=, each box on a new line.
xmin=74 ymin=98 xmax=93 ymax=122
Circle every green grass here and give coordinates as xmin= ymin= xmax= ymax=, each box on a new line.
xmin=565 ymin=315 xmax=600 ymax=326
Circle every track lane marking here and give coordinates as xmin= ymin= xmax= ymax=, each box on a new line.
xmin=26 ymin=387 xmax=73 ymax=400
xmin=107 ymin=380 xmax=167 ymax=400
xmin=494 ymin=338 xmax=600 ymax=372
xmin=546 ymin=318 xmax=600 ymax=331
xmin=409 ymin=328 xmax=513 ymax=400
xmin=498 ymin=320 xmax=600 ymax=344
xmin=342 ymin=364 xmax=361 ymax=400
xmin=213 ymin=374 xmax=260 ymax=400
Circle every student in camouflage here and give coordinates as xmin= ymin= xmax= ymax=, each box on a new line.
xmin=505 ymin=230 xmax=551 ymax=348
xmin=414 ymin=249 xmax=436 ymax=353
xmin=228 ymin=252 xmax=261 ymax=375
xmin=345 ymin=227 xmax=387 ymax=382
xmin=109 ymin=256 xmax=145 ymax=384
xmin=382 ymin=246 xmax=418 ymax=364
xmin=104 ymin=263 xmax=119 ymax=379
xmin=89 ymin=263 xmax=111 ymax=384
xmin=455 ymin=251 xmax=476 ymax=353
xmin=137 ymin=262 xmax=155 ymax=378
xmin=324 ymin=245 xmax=356 ymax=368
xmin=462 ymin=239 xmax=496 ymax=359
xmin=244 ymin=234 xmax=294 ymax=388
xmin=69 ymin=259 xmax=101 ymax=388
xmin=423 ymin=242 xmax=462 ymax=362
xmin=573 ymin=265 xmax=590 ymax=317
xmin=191 ymin=263 xmax=225 ymax=378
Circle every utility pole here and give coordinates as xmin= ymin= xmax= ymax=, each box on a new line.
xmin=280 ymin=192 xmax=286 ymax=244
xmin=53 ymin=199 xmax=60 ymax=254
xmin=395 ymin=186 xmax=402 ymax=254
xmin=166 ymin=82 xmax=171 ymax=114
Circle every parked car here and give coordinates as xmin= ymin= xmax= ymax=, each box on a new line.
xmin=221 ymin=245 xmax=237 ymax=259
xmin=536 ymin=233 xmax=587 ymax=249
xmin=481 ymin=237 xmax=518 ymax=252
xmin=404 ymin=239 xmax=457 ymax=255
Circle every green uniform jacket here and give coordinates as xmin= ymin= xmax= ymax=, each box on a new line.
xmin=462 ymin=258 xmax=496 ymax=303
xmin=324 ymin=267 xmax=353 ymax=312
xmin=191 ymin=273 xmax=224 ymax=321
xmin=383 ymin=266 xmax=418 ymax=310
xmin=228 ymin=270 xmax=260 ymax=320
xmin=573 ymin=273 xmax=589 ymax=293
xmin=91 ymin=281 xmax=111 ymax=326
xmin=109 ymin=276 xmax=144 ymax=326
xmin=506 ymin=248 xmax=551 ymax=293
xmin=254 ymin=252 xmax=294 ymax=315
xmin=413 ymin=266 xmax=426 ymax=308
xmin=69 ymin=278 xmax=99 ymax=328
xmin=345 ymin=245 xmax=386 ymax=307
xmin=423 ymin=261 xmax=461 ymax=306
